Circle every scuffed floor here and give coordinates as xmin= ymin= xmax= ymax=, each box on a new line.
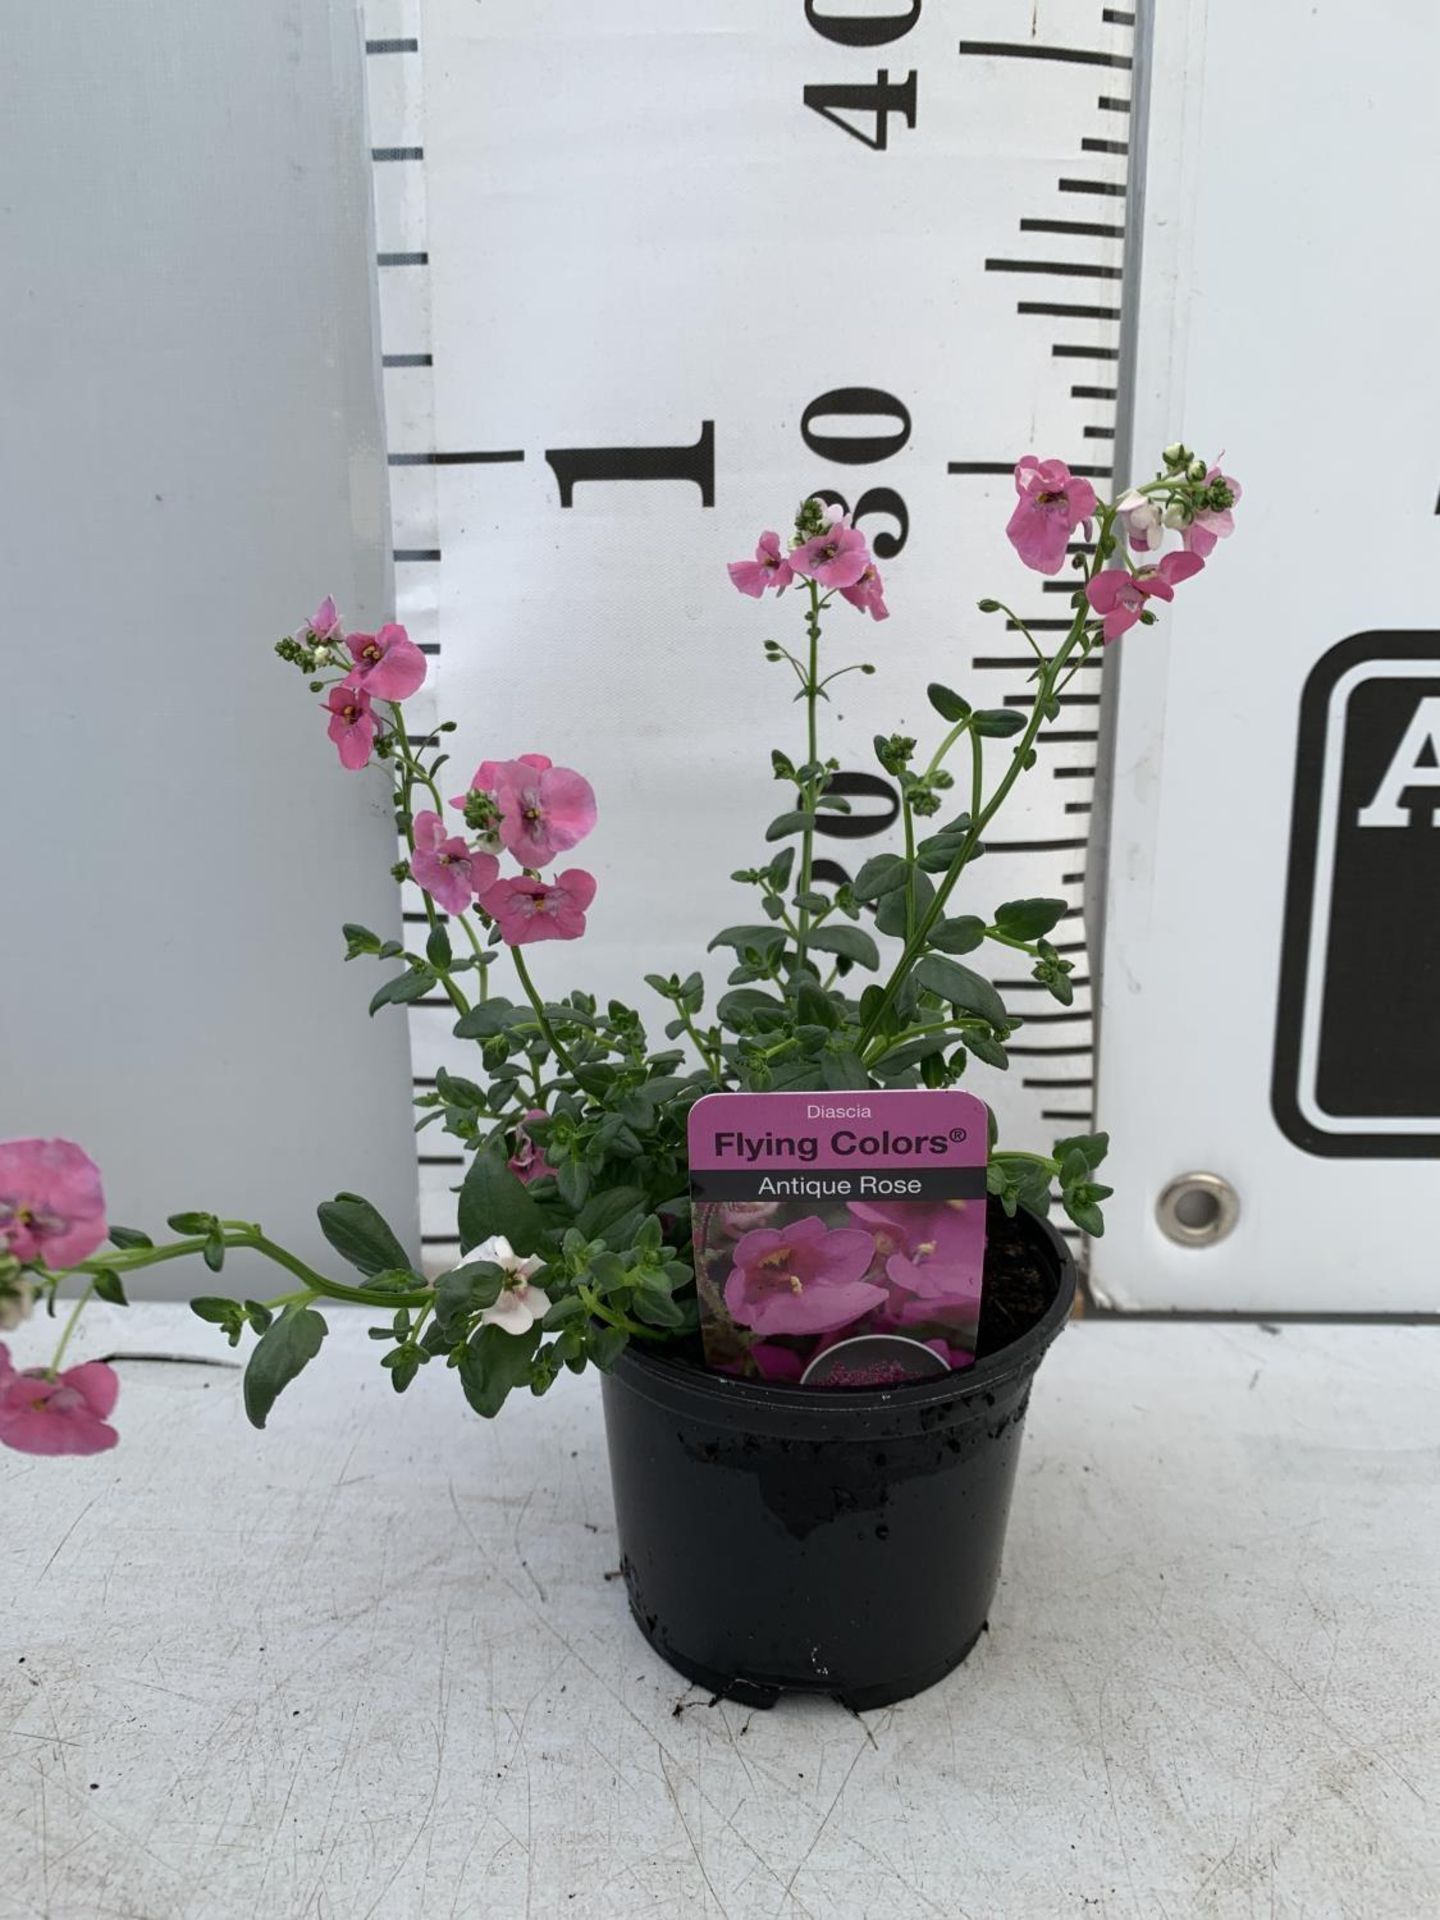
xmin=4 ymin=1306 xmax=1437 ymax=1918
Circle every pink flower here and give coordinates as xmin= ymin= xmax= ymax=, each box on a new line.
xmin=324 ymin=683 xmax=378 ymax=769
xmin=0 ymin=1342 xmax=119 ymax=1456
xmin=788 ymin=509 xmax=871 ymax=591
xmin=1085 ymin=550 xmax=1205 ymax=643
xmin=495 ymin=762 xmax=598 ymax=868
xmin=304 ymin=595 xmax=343 ymax=643
xmin=343 ymin=623 xmax=428 ymax=701
xmin=1181 ymin=466 xmax=1241 ymax=558
xmin=840 ymin=561 xmax=889 ymax=622
xmin=847 ymin=1197 xmax=983 ymax=1309
xmin=1005 ymin=457 xmax=1099 ymax=575
xmin=508 ymin=1110 xmax=552 ymax=1187
xmin=455 ymin=755 xmax=597 ymax=868
xmin=0 ymin=1139 xmax=107 ymax=1268
xmin=480 ymin=870 xmax=597 ymax=946
xmin=723 ymin=1216 xmax=886 ymax=1338
xmin=410 ymin=811 xmax=499 ymax=915
xmin=728 ymin=531 xmax=796 ymax=598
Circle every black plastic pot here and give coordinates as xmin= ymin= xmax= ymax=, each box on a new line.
xmin=600 ymin=1206 xmax=1076 ymax=1710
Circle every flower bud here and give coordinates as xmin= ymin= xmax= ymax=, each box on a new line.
xmin=977 ymin=597 xmax=1000 ymax=613
xmin=1187 ymin=457 xmax=1208 ymax=482
xmin=1162 ymin=442 xmax=1190 ymax=470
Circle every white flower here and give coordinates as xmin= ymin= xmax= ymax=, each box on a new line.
xmin=473 ymin=1234 xmax=550 ymax=1337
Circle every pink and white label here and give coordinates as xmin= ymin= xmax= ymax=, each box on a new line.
xmin=688 ymin=1090 xmax=990 ymax=1388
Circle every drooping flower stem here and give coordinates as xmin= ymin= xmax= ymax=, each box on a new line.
xmin=74 ymin=1228 xmax=433 ymax=1308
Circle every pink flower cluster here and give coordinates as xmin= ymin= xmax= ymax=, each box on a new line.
xmin=301 ymin=598 xmax=429 ymax=771
xmin=1004 ymin=453 xmax=1240 ymax=644
xmin=728 ymin=506 xmax=889 ymax=621
xmin=720 ymin=1198 xmax=983 ymax=1378
xmin=0 ymin=1139 xmax=120 ymax=1456
xmin=409 ymin=753 xmax=599 ymax=947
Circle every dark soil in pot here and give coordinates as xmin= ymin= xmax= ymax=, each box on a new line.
xmin=600 ymin=1199 xmax=1076 ymax=1710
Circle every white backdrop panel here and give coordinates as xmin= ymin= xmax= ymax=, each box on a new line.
xmin=1094 ymin=0 xmax=1440 ymax=1310
xmin=365 ymin=0 xmax=1137 ymax=1256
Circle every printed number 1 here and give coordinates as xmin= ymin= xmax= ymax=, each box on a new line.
xmin=803 ymin=70 xmax=917 ymax=150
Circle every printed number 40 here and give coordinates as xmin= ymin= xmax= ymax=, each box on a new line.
xmin=804 ymin=69 xmax=917 ymax=151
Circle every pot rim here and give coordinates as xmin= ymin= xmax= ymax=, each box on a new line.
xmin=610 ymin=1206 xmax=1077 ymax=1420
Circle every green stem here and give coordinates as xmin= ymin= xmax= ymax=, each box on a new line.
xmin=47 ymin=1280 xmax=95 ymax=1379
xmin=388 ymin=702 xmax=470 ymax=1020
xmin=81 ymin=1228 xmax=433 ymax=1309
xmin=578 ymin=1284 xmax=665 ymax=1342
xmin=793 ymin=579 xmax=823 ymax=992
xmin=858 ymin=505 xmax=1117 ymax=1053
xmin=510 ymin=947 xmax=581 ymax=1079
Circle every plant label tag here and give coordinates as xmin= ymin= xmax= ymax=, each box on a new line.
xmin=687 ymin=1088 xmax=989 ymax=1387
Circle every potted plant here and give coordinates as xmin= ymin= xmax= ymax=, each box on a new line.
xmin=0 ymin=443 xmax=1238 ymax=1707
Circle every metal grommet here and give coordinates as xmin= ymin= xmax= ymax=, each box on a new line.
xmin=1156 ymin=1172 xmax=1240 ymax=1247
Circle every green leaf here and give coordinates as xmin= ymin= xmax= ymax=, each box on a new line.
xmin=91 ymin=1269 xmax=128 ymax=1306
xmin=929 ymin=915 xmax=987 ymax=955
xmin=851 ymin=854 xmax=910 ymax=902
xmin=190 ymin=1296 xmax=241 ymax=1326
xmin=317 ymin=1193 xmax=414 ymax=1278
xmin=966 ymin=1031 xmax=1010 ymax=1070
xmin=369 ymin=968 xmax=434 ymax=1016
xmin=456 ymin=1147 xmax=548 ymax=1258
xmin=202 ymin=1233 xmax=226 ymax=1274
xmin=342 ymin=922 xmax=383 ymax=959
xmin=876 ymin=869 xmax=933 ymax=938
xmin=458 ymin=1322 xmax=541 ymax=1419
xmin=434 ymin=1258 xmax=505 ymax=1339
xmin=870 ymin=1034 xmax=952 ymax=1074
xmin=1054 ymin=1131 xmax=1110 ymax=1171
xmin=913 ymin=954 xmax=1009 ymax=1028
xmin=796 ymin=979 xmax=841 ymax=1030
xmin=435 ymin=1067 xmax=488 ymax=1110
xmin=804 ymin=924 xmax=880 ymax=970
xmin=243 ymin=1307 xmax=328 ymax=1430
xmin=994 ymin=897 xmax=1068 ymax=941
xmin=765 ymin=810 xmax=818 ymax=842
xmin=107 ymin=1226 xmax=153 ymax=1251
xmin=426 ymin=922 xmax=453 ymax=969
xmin=707 ymin=924 xmax=788 ymax=957
xmin=927 ymin=683 xmax=972 ymax=724
xmin=451 ymin=999 xmax=524 ymax=1040
xmin=576 ymin=1185 xmax=649 ymax=1243
xmin=971 ymin=709 xmax=1027 ymax=738
xmin=244 ymin=1301 xmax=273 ymax=1334
xmin=585 ymin=1323 xmax=629 ymax=1372
xmin=167 ymin=1211 xmax=215 ymax=1236
xmin=716 ymin=987 xmax=787 ymax=1032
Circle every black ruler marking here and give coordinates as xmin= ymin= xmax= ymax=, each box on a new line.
xmin=372 ymin=146 xmax=425 ymax=162
xmin=367 ymin=37 xmax=419 ymax=54
xmin=959 ymin=41 xmax=1131 ymax=69
xmin=394 ymin=548 xmax=442 ymax=562
xmin=1017 ymin=300 xmax=1120 ymax=320
xmin=388 ymin=449 xmax=524 ymax=467
xmin=986 ymin=258 xmax=1124 ymax=280
xmin=378 ymin=251 xmax=429 ymax=268
xmin=383 ymin=353 xmax=433 ymax=368
xmin=1021 ymin=217 xmax=1125 ymax=238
